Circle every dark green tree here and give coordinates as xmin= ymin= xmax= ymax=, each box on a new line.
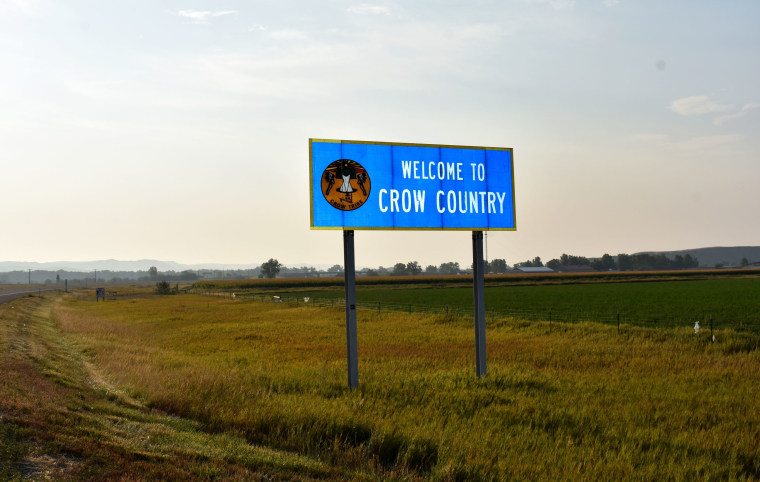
xmin=154 ymin=280 xmax=172 ymax=295
xmin=591 ymin=254 xmax=615 ymax=271
xmin=260 ymin=258 xmax=282 ymax=279
xmin=406 ymin=261 xmax=422 ymax=276
xmin=438 ymin=262 xmax=460 ymax=275
xmin=684 ymin=254 xmax=698 ymax=268
xmin=617 ymin=253 xmax=633 ymax=271
xmin=392 ymin=263 xmax=408 ymax=276
xmin=489 ymin=258 xmax=508 ymax=273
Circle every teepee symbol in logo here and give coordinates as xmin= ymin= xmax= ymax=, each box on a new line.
xmin=321 ymin=159 xmax=371 ymax=211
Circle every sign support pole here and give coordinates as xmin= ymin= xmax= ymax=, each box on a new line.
xmin=343 ymin=230 xmax=359 ymax=389
xmin=472 ymin=230 xmax=487 ymax=378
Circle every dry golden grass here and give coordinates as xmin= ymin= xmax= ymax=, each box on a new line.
xmin=46 ymin=291 xmax=760 ymax=480
xmin=1 ymin=295 xmax=354 ymax=480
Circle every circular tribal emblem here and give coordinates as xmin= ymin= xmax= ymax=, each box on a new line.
xmin=321 ymin=159 xmax=371 ymax=211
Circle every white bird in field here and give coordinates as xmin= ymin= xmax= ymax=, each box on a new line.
xmin=694 ymin=321 xmax=700 ymax=334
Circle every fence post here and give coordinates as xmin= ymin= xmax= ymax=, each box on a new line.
xmin=378 ymin=301 xmax=380 ymax=313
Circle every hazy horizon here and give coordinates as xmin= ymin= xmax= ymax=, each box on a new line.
xmin=3 ymin=245 xmax=760 ymax=274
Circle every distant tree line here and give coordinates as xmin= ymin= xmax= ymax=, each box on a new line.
xmin=508 ymin=252 xmax=701 ymax=272
xmin=538 ymin=253 xmax=699 ymax=271
xmin=514 ymin=257 xmax=544 ymax=268
xmin=613 ymin=253 xmax=699 ymax=270
xmin=376 ymin=258 xmax=510 ymax=276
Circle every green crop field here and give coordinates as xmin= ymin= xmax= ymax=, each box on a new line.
xmin=3 ymin=289 xmax=759 ymax=479
xmin=218 ymin=277 xmax=760 ymax=333
xmin=222 ymin=276 xmax=760 ymax=331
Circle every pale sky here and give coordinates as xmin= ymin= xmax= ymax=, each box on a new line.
xmin=2 ymin=0 xmax=758 ymax=269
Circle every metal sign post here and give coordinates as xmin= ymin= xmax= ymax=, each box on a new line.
xmin=472 ymin=231 xmax=487 ymax=377
xmin=343 ymin=230 xmax=359 ymax=389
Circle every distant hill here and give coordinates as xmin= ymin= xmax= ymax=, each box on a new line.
xmin=638 ymin=246 xmax=760 ymax=268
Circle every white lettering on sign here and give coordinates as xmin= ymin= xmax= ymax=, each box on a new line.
xmin=401 ymin=160 xmax=464 ymax=181
xmin=378 ymin=189 xmax=426 ymax=213
xmin=414 ymin=190 xmax=426 ymax=211
xmin=378 ymin=189 xmax=388 ymax=213
xmin=470 ymin=163 xmax=485 ymax=181
xmin=383 ymin=159 xmax=507 ymax=216
xmin=436 ymin=190 xmax=507 ymax=215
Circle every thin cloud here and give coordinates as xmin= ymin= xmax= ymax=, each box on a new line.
xmin=669 ymin=95 xmax=731 ymax=116
xmin=347 ymin=4 xmax=390 ymax=15
xmin=714 ymin=103 xmax=760 ymax=126
xmin=714 ymin=112 xmax=744 ymax=126
xmin=178 ymin=10 xmax=237 ymax=24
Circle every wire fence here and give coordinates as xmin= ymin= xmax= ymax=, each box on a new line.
xmin=189 ymin=290 xmax=760 ymax=335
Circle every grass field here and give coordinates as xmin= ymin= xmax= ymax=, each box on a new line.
xmin=3 ymin=288 xmax=756 ymax=479
xmin=0 ymin=295 xmax=351 ymax=480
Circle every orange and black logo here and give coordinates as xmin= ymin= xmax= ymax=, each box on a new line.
xmin=321 ymin=159 xmax=371 ymax=211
